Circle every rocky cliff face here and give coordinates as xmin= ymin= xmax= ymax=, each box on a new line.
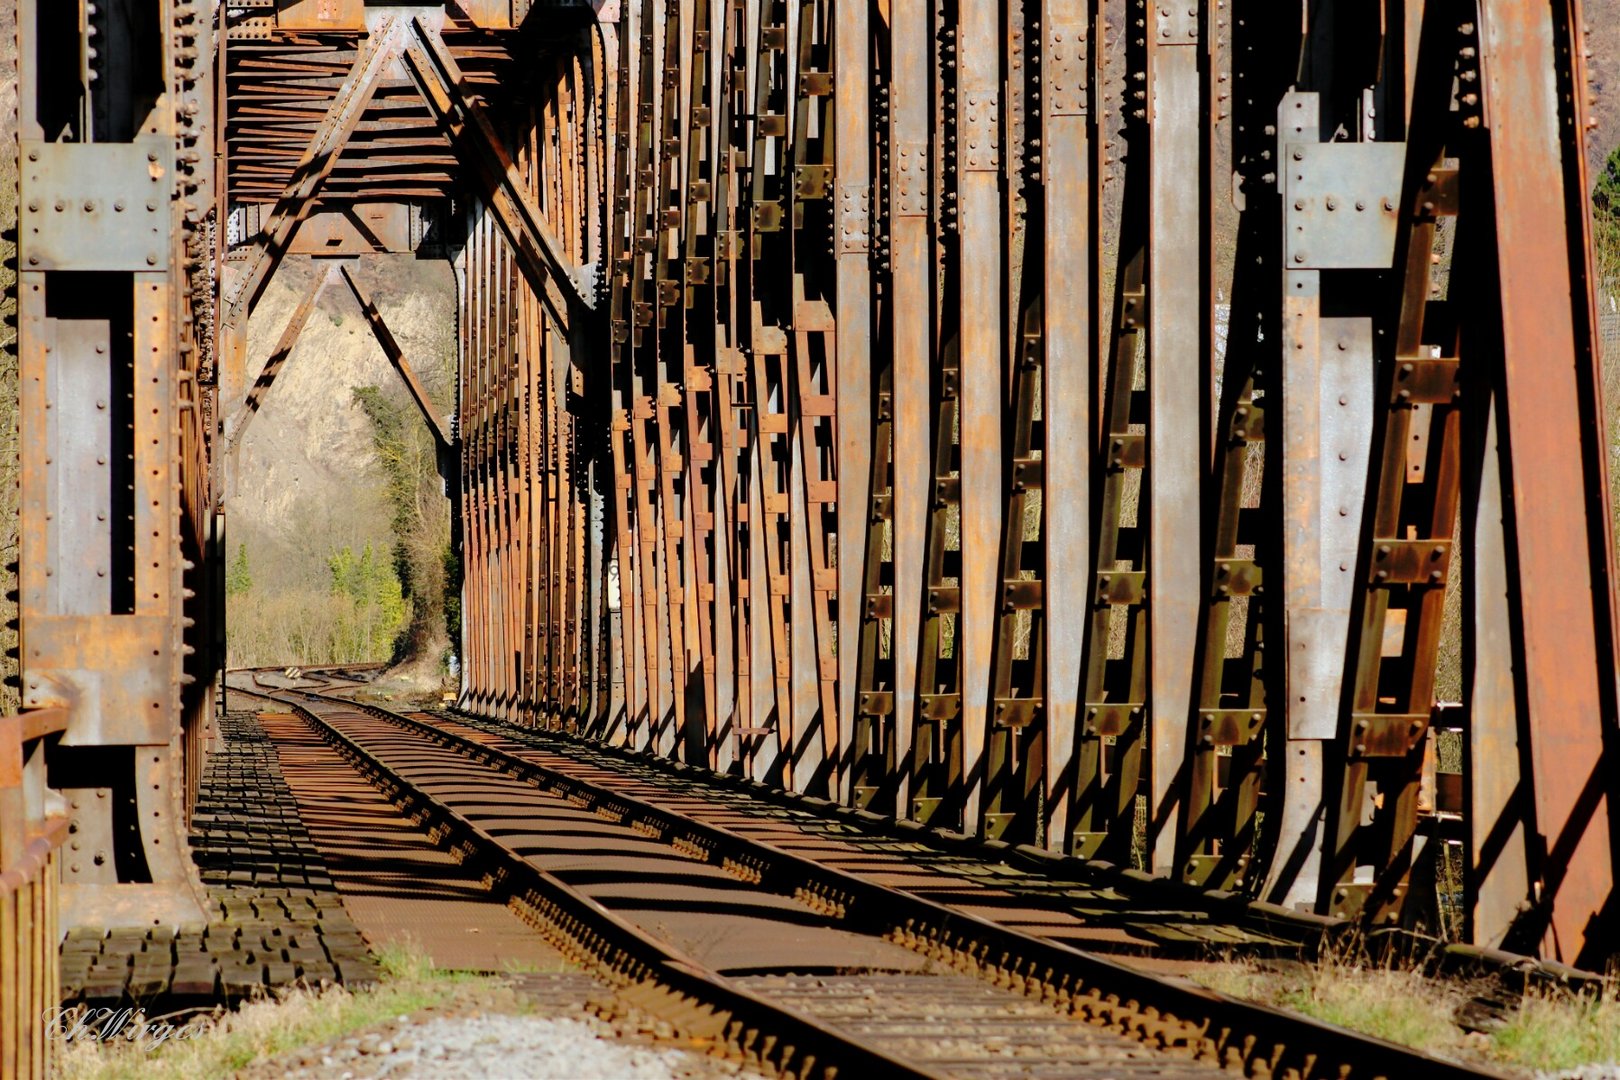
xmin=225 ymin=253 xmax=456 ymax=671
xmin=229 ymin=254 xmax=456 ymax=593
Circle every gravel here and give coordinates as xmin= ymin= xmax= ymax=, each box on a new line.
xmin=1543 ymin=1067 xmax=1620 ymax=1080
xmin=267 ymin=1009 xmax=766 ymax=1080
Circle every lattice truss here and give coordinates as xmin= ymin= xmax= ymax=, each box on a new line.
xmin=10 ymin=0 xmax=1620 ymax=978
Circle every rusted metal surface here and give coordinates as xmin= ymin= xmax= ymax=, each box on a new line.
xmin=434 ymin=0 xmax=1619 ymax=966
xmin=221 ymin=19 xmax=405 ymax=331
xmin=15 ymin=0 xmax=215 ymax=959
xmin=1 ymin=707 xmax=68 ymax=1079
xmin=13 ymin=7 xmax=1620 ymax=1066
xmin=1472 ymin=0 xmax=1618 ymax=966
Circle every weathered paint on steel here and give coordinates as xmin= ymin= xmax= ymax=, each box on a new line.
xmin=18 ymin=0 xmax=1620 ymax=1012
xmin=1478 ymin=0 xmax=1617 ymax=964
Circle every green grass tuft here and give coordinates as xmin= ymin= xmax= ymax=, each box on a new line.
xmin=1490 ymin=985 xmax=1620 ymax=1074
xmin=1190 ymin=956 xmax=1620 ymax=1076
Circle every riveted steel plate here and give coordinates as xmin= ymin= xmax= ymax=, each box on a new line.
xmin=1047 ymin=25 xmax=1089 ymax=115
xmin=1154 ymin=2 xmax=1199 ymax=44
xmin=24 ymin=615 xmax=173 ymax=745
xmin=20 ymin=139 xmax=173 ymax=272
xmin=1283 ymin=141 xmax=1405 ymax=269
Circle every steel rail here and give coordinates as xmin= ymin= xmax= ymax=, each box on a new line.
xmin=275 ymin=683 xmax=1497 ymax=1080
xmin=229 ymin=682 xmax=936 ymax=1080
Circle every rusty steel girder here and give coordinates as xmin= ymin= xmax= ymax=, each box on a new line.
xmin=15 ymin=0 xmax=218 ymax=938
xmin=434 ymin=0 xmax=1613 ymax=967
xmin=12 ymin=5 xmax=1620 ymax=1040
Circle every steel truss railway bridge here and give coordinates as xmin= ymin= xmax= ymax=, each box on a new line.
xmin=4 ymin=0 xmax=1619 ymax=1061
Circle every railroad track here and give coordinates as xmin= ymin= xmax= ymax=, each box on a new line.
xmin=424 ymin=706 xmax=1601 ymax=1022
xmin=231 ymin=673 xmax=1495 ymax=1079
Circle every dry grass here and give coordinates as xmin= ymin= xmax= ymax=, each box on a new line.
xmin=1491 ymin=984 xmax=1620 ymax=1075
xmin=1189 ymin=956 xmax=1620 ymax=1076
xmin=1194 ymin=958 xmax=1468 ymax=1056
xmin=53 ymin=943 xmax=518 ymax=1080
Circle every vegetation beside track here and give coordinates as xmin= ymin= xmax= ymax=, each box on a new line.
xmin=1190 ymin=956 xmax=1620 ymax=1076
xmin=54 ymin=944 xmax=524 ymax=1080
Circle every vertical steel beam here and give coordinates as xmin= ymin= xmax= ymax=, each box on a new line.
xmin=1143 ymin=0 xmax=1206 ymax=874
xmin=956 ymin=0 xmax=1003 ymax=829
xmin=1039 ymin=0 xmax=1094 ymax=852
xmin=887 ymin=0 xmax=930 ymax=820
xmin=1477 ymin=0 xmax=1618 ymax=965
xmin=833 ymin=0 xmax=872 ymax=806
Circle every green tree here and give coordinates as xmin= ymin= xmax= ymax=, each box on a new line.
xmin=353 ymin=384 xmax=452 ymax=671
xmin=226 ymin=543 xmax=253 ymax=595
xmin=326 ymin=542 xmax=408 ymax=660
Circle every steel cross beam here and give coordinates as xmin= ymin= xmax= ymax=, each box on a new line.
xmin=401 ymin=16 xmax=591 ymax=334
xmin=337 ymin=264 xmax=453 ymax=450
xmin=220 ymin=19 xmax=403 ymax=329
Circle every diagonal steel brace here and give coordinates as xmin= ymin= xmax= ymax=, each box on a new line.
xmin=226 ymin=262 xmax=336 ymax=451
xmin=337 ymin=263 xmax=453 ymax=450
xmin=222 ymin=18 xmax=404 ymax=329
xmin=401 ymin=16 xmax=592 ymax=332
